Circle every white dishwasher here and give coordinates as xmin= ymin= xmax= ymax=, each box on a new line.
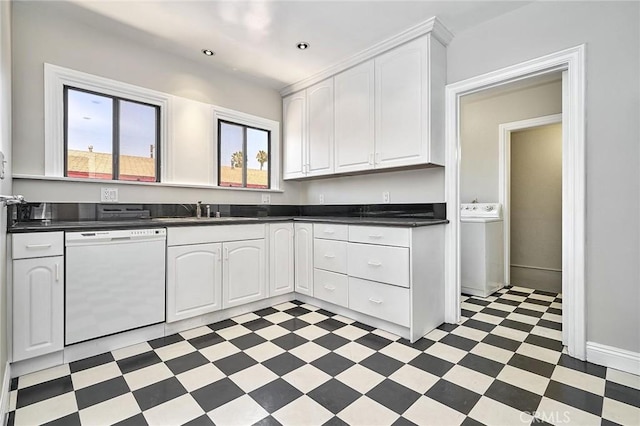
xmin=65 ymin=228 xmax=166 ymax=345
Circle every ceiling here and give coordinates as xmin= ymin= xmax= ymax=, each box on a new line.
xmin=53 ymin=0 xmax=535 ymax=90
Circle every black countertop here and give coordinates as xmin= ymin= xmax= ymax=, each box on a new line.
xmin=9 ymin=216 xmax=448 ymax=233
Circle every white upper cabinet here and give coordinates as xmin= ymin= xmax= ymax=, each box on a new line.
xmin=283 ymin=79 xmax=334 ymax=179
xmin=283 ymin=92 xmax=306 ymax=179
xmin=334 ymin=61 xmax=375 ymax=173
xmin=375 ymin=37 xmax=427 ymax=169
xmin=282 ymin=31 xmax=447 ymax=179
xmin=306 ymin=79 xmax=334 ymax=177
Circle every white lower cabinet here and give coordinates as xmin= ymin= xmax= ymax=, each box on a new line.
xmin=167 ymin=225 xmax=267 ymax=322
xmin=313 ymin=269 xmax=348 ymax=307
xmin=348 ymin=277 xmax=410 ymax=327
xmin=12 ymin=232 xmax=65 ymax=362
xmin=294 ymin=223 xmax=314 ymax=296
xmin=167 ymin=243 xmax=222 ymax=323
xmin=223 ymin=239 xmax=266 ymax=308
xmin=13 ymin=256 xmax=64 ymax=361
xmin=269 ymin=223 xmax=294 ymax=297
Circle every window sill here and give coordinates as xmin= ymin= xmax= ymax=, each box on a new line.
xmin=12 ymin=174 xmax=285 ymax=193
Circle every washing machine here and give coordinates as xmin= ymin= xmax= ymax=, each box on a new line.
xmin=460 ymin=203 xmax=504 ymax=297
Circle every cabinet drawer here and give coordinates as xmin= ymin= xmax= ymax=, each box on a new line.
xmin=168 ymin=224 xmax=265 ymax=246
xmin=347 ymin=243 xmax=409 ymax=287
xmin=313 ymin=269 xmax=348 ymax=307
xmin=348 ymin=277 xmax=410 ymax=327
xmin=314 ymin=239 xmax=347 ymax=273
xmin=12 ymin=232 xmax=64 ymax=259
xmin=313 ymin=223 xmax=348 ymax=241
xmin=349 ymin=226 xmax=410 ymax=247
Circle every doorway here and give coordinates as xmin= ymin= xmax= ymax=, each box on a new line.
xmin=499 ymin=114 xmax=563 ymax=293
xmin=444 ymin=46 xmax=586 ymax=360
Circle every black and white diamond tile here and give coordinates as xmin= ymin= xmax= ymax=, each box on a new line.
xmin=7 ymin=286 xmax=640 ymax=426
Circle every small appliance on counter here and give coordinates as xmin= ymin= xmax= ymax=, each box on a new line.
xmin=460 ymin=202 xmax=504 ymax=297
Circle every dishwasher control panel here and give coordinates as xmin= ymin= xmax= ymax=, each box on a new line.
xmin=66 ymin=228 xmax=167 ymax=244
xmin=130 ymin=229 xmax=166 ymax=237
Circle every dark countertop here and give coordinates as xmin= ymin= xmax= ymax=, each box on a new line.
xmin=9 ymin=216 xmax=448 ymax=233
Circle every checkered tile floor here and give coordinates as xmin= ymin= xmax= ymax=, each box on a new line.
xmin=7 ymin=286 xmax=640 ymax=425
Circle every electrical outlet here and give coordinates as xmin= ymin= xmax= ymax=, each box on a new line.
xmin=383 ymin=191 xmax=390 ymax=203
xmin=101 ymin=187 xmax=118 ymax=203
xmin=319 ymin=194 xmax=325 ymax=204
xmin=261 ymin=194 xmax=271 ymax=204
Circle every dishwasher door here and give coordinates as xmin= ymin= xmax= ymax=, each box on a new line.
xmin=65 ymin=230 xmax=166 ymax=345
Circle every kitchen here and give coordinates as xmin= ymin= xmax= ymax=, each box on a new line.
xmin=1 ymin=1 xmax=639 ymax=425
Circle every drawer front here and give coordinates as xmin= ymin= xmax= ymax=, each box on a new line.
xmin=313 ymin=239 xmax=347 ymax=273
xmin=313 ymin=269 xmax=348 ymax=307
xmin=313 ymin=223 xmax=348 ymax=241
xmin=347 ymin=243 xmax=409 ymax=287
xmin=168 ymin=224 xmax=265 ymax=246
xmin=12 ymin=232 xmax=64 ymax=259
xmin=348 ymin=277 xmax=410 ymax=327
xmin=349 ymin=225 xmax=410 ymax=247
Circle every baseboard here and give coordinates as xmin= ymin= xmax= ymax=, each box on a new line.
xmin=1 ymin=362 xmax=10 ymax=424
xmin=586 ymin=341 xmax=640 ymax=376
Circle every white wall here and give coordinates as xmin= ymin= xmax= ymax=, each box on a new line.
xmin=11 ymin=1 xmax=301 ymax=205
xmin=460 ymin=79 xmax=562 ymax=202
xmin=510 ymin=124 xmax=562 ymax=293
xmin=0 ymin=0 xmax=11 ymax=388
xmin=448 ymin=1 xmax=640 ymax=353
xmin=300 ymin=167 xmax=444 ymax=205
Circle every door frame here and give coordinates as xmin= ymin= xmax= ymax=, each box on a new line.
xmin=444 ymin=45 xmax=586 ymax=360
xmin=498 ymin=113 xmax=563 ymax=287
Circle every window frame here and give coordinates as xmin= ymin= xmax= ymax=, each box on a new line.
xmin=63 ymin=85 xmax=161 ymax=182
xmin=213 ymin=106 xmax=280 ymax=190
xmin=217 ymin=119 xmax=271 ymax=189
xmin=45 ymin=63 xmax=170 ymax=181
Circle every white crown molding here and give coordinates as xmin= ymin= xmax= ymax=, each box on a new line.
xmin=280 ymin=16 xmax=453 ymax=96
xmin=587 ymin=342 xmax=640 ymax=376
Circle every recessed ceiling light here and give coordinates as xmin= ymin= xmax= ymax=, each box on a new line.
xmin=296 ymin=42 xmax=309 ymax=50
xmin=201 ymin=49 xmax=215 ymax=56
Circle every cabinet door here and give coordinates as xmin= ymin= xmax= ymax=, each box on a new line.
xmin=283 ymin=93 xmax=307 ymax=179
xmin=334 ymin=60 xmax=375 ymax=173
xmin=13 ymin=256 xmax=63 ymax=361
xmin=269 ymin=223 xmax=294 ymax=297
xmin=167 ymin=243 xmax=222 ymax=323
xmin=306 ymin=78 xmax=334 ymax=177
xmin=294 ymin=223 xmax=314 ymax=296
xmin=223 ymin=239 xmax=266 ymax=308
xmin=375 ymin=36 xmax=428 ymax=168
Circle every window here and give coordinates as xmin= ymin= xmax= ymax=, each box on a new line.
xmin=218 ymin=120 xmax=271 ymax=189
xmin=64 ymin=86 xmax=160 ymax=182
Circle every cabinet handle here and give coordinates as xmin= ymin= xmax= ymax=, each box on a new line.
xmin=217 ymin=248 xmax=222 ymax=262
xmin=368 ymin=234 xmax=383 ymax=239
xmin=224 ymin=247 xmax=229 ymax=260
xmin=324 ymin=285 xmax=336 ymax=291
xmin=26 ymin=243 xmax=52 ymax=249
xmin=368 ymin=297 xmax=383 ymax=304
xmin=324 ymin=253 xmax=335 ymax=259
xmin=368 ymin=153 xmax=374 ymax=165
xmin=55 ymin=263 xmax=60 ymax=282
xmin=367 ymin=260 xmax=382 ymax=267
xmin=323 ymin=229 xmax=335 ymax=235
xmin=375 ymin=152 xmax=380 ymax=164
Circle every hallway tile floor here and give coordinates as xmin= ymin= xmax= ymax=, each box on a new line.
xmin=7 ymin=286 xmax=640 ymax=425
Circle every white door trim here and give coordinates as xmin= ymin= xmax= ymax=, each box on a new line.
xmin=498 ymin=113 xmax=563 ymax=287
xmin=444 ymin=45 xmax=586 ymax=360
